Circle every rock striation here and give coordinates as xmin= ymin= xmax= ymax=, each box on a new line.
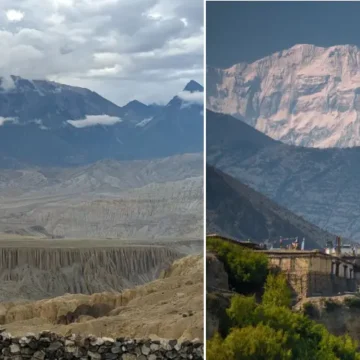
xmin=0 ymin=331 xmax=204 ymax=359
xmin=0 ymin=245 xmax=181 ymax=302
xmin=207 ymin=44 xmax=360 ymax=148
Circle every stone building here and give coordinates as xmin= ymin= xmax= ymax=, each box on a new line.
xmin=263 ymin=250 xmax=356 ymax=300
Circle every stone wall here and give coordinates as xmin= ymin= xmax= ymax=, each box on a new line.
xmin=285 ymin=272 xmax=356 ymax=300
xmin=0 ymin=331 xmax=203 ymax=360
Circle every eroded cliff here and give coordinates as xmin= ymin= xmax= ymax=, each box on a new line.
xmin=0 ymin=243 xmax=182 ymax=302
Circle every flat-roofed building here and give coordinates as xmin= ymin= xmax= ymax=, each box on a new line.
xmin=262 ymin=250 xmax=356 ymax=300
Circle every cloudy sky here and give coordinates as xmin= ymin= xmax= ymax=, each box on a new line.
xmin=0 ymin=0 xmax=203 ymax=105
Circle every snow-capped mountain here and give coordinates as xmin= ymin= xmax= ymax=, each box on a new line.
xmin=0 ymin=76 xmax=203 ymax=167
xmin=207 ymin=44 xmax=360 ymax=148
xmin=0 ymin=76 xmax=124 ymax=129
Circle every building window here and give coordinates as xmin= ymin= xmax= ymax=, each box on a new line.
xmin=335 ymin=263 xmax=340 ymax=277
xmin=344 ymin=265 xmax=348 ymax=279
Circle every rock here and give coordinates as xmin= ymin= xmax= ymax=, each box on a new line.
xmin=150 ymin=343 xmax=160 ymax=351
xmin=141 ymin=344 xmax=151 ymax=355
xmin=10 ymin=344 xmax=20 ymax=354
xmin=110 ymin=346 xmax=122 ymax=354
xmin=121 ymin=354 xmax=137 ymax=360
xmin=90 ymin=338 xmax=104 ymax=346
xmin=47 ymin=341 xmax=63 ymax=352
xmin=104 ymin=354 xmax=119 ymax=360
xmin=88 ymin=350 xmax=102 ymax=360
xmin=31 ymin=350 xmax=45 ymax=360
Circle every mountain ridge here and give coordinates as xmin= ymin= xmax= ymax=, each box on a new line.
xmin=207 ymin=43 xmax=360 ymax=148
xmin=0 ymin=78 xmax=204 ymax=166
xmin=207 ymin=164 xmax=332 ymax=249
xmin=206 ymin=109 xmax=360 ymax=242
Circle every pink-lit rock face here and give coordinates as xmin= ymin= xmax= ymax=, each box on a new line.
xmin=207 ymin=44 xmax=360 ymax=148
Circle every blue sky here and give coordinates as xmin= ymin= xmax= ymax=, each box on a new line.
xmin=207 ymin=1 xmax=360 ymax=68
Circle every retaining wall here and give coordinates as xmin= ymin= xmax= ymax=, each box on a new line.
xmin=0 ymin=331 xmax=203 ymax=360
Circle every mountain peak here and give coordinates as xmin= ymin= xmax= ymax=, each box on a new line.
xmin=123 ymin=100 xmax=148 ymax=108
xmin=183 ymin=80 xmax=203 ymax=93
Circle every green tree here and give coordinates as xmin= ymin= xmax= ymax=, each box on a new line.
xmin=207 ymin=237 xmax=268 ymax=293
xmin=262 ymin=272 xmax=292 ymax=308
xmin=226 ymin=294 xmax=257 ymax=327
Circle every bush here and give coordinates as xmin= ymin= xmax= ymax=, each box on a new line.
xmin=324 ymin=299 xmax=341 ymax=313
xmin=207 ymin=244 xmax=360 ymax=360
xmin=207 ymin=237 xmax=268 ymax=293
xmin=262 ymin=273 xmax=292 ymax=308
xmin=226 ymin=294 xmax=257 ymax=327
xmin=303 ymin=302 xmax=319 ymax=318
xmin=344 ymin=297 xmax=360 ymax=309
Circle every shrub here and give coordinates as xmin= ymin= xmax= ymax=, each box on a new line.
xmin=207 ymin=237 xmax=268 ymax=293
xmin=226 ymin=294 xmax=257 ymax=327
xmin=262 ymin=273 xmax=292 ymax=308
xmin=324 ymin=299 xmax=341 ymax=313
xmin=344 ymin=297 xmax=360 ymax=309
xmin=207 ymin=244 xmax=360 ymax=360
xmin=303 ymin=302 xmax=319 ymax=318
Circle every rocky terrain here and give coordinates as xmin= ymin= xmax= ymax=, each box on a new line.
xmin=207 ymin=44 xmax=360 ymax=148
xmin=207 ymin=165 xmax=332 ymax=248
xmin=206 ymin=253 xmax=231 ymax=340
xmin=0 ymin=331 xmax=203 ymax=360
xmin=0 ymin=77 xmax=203 ymax=166
xmin=207 ymin=110 xmax=360 ymax=242
xmin=297 ymin=295 xmax=360 ymax=344
xmin=0 ymin=240 xmax=189 ymax=302
xmin=0 ymin=254 xmax=203 ymax=341
xmin=0 ymin=153 xmax=203 ymax=240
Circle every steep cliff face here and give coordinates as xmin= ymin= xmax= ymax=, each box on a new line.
xmin=0 ymin=244 xmax=181 ymax=302
xmin=207 ymin=44 xmax=360 ymax=148
xmin=299 ymin=296 xmax=360 ymax=344
xmin=206 ymin=165 xmax=331 ymax=248
xmin=207 ymin=110 xmax=360 ymax=242
xmin=0 ymin=254 xmax=203 ymax=341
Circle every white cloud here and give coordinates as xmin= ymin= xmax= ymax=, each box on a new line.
xmin=67 ymin=115 xmax=122 ymax=128
xmin=178 ymin=90 xmax=204 ymax=105
xmin=6 ymin=9 xmax=25 ymax=22
xmin=0 ymin=117 xmax=17 ymax=126
xmin=0 ymin=0 xmax=203 ymax=105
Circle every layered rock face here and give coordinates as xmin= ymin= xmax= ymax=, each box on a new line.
xmin=207 ymin=44 xmax=360 ymax=148
xmin=0 ymin=245 xmax=181 ymax=302
xmin=0 ymin=254 xmax=204 ymax=341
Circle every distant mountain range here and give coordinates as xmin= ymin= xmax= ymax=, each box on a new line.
xmin=0 ymin=76 xmax=203 ymax=167
xmin=207 ymin=165 xmax=332 ymax=249
xmin=207 ymin=44 xmax=360 ymax=148
xmin=206 ymin=109 xmax=360 ymax=243
xmin=0 ymin=153 xmax=203 ymax=240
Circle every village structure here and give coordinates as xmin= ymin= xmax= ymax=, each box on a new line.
xmin=207 ymin=234 xmax=360 ymax=301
